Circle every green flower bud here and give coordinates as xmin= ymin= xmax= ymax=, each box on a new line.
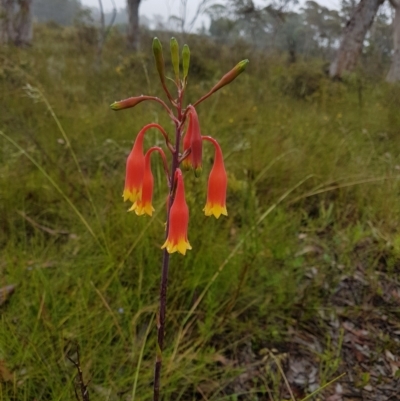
xmin=182 ymin=44 xmax=190 ymax=82
xmin=152 ymin=37 xmax=165 ymax=84
xmin=170 ymin=37 xmax=180 ymax=82
xmin=209 ymin=59 xmax=249 ymax=94
xmin=110 ymin=96 xmax=150 ymax=110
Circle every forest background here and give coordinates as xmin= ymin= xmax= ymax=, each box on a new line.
xmin=2 ymin=0 xmax=400 ymax=400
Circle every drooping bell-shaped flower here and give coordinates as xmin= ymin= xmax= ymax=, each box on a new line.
xmin=182 ymin=116 xmax=192 ymax=170
xmin=203 ymin=136 xmax=228 ymax=219
xmin=123 ymin=128 xmax=146 ymax=203
xmin=123 ymin=123 xmax=167 ymax=204
xmin=161 ymin=169 xmax=192 ymax=255
xmin=182 ymin=106 xmax=202 ymax=176
xmin=129 ymin=148 xmax=157 ymax=216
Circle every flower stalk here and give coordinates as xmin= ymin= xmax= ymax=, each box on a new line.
xmin=110 ymin=38 xmax=248 ymax=401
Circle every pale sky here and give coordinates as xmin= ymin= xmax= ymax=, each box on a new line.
xmin=80 ymin=0 xmax=341 ymax=31
xmin=81 ymin=0 xmax=341 ymax=11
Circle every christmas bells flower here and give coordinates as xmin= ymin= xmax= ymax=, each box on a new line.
xmin=162 ymin=169 xmax=192 ymax=255
xmin=202 ymin=136 xmax=228 ymax=218
xmin=182 ymin=105 xmax=202 ymax=176
xmin=182 ymin=118 xmax=192 ymax=170
xmin=123 ymin=127 xmax=145 ymax=203
xmin=116 ymin=39 xmax=248 ymax=257
xmin=129 ymin=147 xmax=167 ymax=216
xmin=123 ymin=123 xmax=168 ymax=204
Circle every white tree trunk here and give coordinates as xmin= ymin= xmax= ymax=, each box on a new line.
xmin=0 ymin=0 xmax=32 ymax=46
xmin=386 ymin=0 xmax=400 ymax=82
xmin=127 ymin=0 xmax=141 ymax=51
xmin=330 ymin=0 xmax=384 ymax=78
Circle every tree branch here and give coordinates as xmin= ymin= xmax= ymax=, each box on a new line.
xmin=105 ymin=0 xmax=117 ymax=39
xmin=187 ymin=0 xmax=214 ymax=32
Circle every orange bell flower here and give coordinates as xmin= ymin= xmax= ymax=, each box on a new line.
xmin=129 ymin=147 xmax=157 ymax=216
xmin=182 ymin=106 xmax=202 ymax=176
xmin=202 ymin=136 xmax=228 ymax=218
xmin=123 ymin=123 xmax=167 ymax=204
xmin=182 ymin=116 xmax=192 ymax=170
xmin=123 ymin=131 xmax=145 ymax=203
xmin=161 ymin=169 xmax=192 ymax=255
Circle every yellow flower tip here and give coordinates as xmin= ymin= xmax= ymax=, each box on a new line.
xmin=128 ymin=202 xmax=142 ymax=214
xmin=144 ymin=204 xmax=155 ymax=216
xmin=161 ymin=238 xmax=192 ymax=255
xmin=123 ymin=189 xmax=130 ymax=201
xmin=236 ymin=59 xmax=249 ymax=73
xmin=129 ymin=202 xmax=154 ymax=216
xmin=182 ymin=159 xmax=191 ymax=170
xmin=138 ymin=203 xmax=155 ymax=216
xmin=123 ymin=189 xmax=141 ymax=203
xmin=203 ymin=204 xmax=228 ymax=219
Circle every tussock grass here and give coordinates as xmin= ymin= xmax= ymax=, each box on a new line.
xmin=1 ymin=26 xmax=400 ymax=400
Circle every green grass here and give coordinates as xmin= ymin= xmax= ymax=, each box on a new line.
xmin=1 ymin=26 xmax=400 ymax=400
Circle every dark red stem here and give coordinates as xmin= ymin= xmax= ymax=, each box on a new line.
xmin=153 ymin=88 xmax=184 ymax=401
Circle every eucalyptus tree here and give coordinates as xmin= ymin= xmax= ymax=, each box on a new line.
xmin=127 ymin=0 xmax=141 ymax=51
xmin=227 ymin=0 xmax=302 ymax=51
xmin=207 ymin=4 xmax=238 ymax=43
xmin=329 ymin=0 xmax=400 ymax=81
xmin=0 ymin=0 xmax=33 ymax=46
xmin=329 ymin=0 xmax=385 ymax=78
xmin=301 ymin=1 xmax=342 ymax=58
xmin=386 ymin=0 xmax=400 ymax=81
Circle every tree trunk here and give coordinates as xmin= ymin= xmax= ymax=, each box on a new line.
xmin=0 ymin=0 xmax=32 ymax=46
xmin=127 ymin=0 xmax=141 ymax=51
xmin=387 ymin=0 xmax=400 ymax=82
xmin=0 ymin=0 xmax=14 ymax=44
xmin=329 ymin=0 xmax=384 ymax=78
xmin=14 ymin=0 xmax=32 ymax=46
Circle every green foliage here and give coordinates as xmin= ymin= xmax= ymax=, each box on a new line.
xmin=1 ymin=25 xmax=400 ymax=400
xmin=274 ymin=60 xmax=327 ymax=99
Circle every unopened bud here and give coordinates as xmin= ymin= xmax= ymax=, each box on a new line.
xmin=170 ymin=37 xmax=180 ymax=82
xmin=182 ymin=44 xmax=190 ymax=82
xmin=187 ymin=106 xmax=202 ymax=175
xmin=152 ymin=37 xmax=166 ymax=84
xmin=210 ymin=59 xmax=249 ymax=94
xmin=110 ymin=95 xmax=150 ymax=110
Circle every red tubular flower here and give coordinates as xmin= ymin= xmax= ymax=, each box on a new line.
xmin=124 ymin=129 xmax=145 ymax=203
xmin=161 ymin=169 xmax=192 ymax=255
xmin=123 ymin=123 xmax=167 ymax=204
xmin=182 ymin=116 xmax=192 ymax=170
xmin=202 ymin=136 xmax=228 ymax=218
xmin=182 ymin=106 xmax=202 ymax=176
xmin=129 ymin=148 xmax=155 ymax=216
